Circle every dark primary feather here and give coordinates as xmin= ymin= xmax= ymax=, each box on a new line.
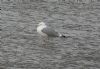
xmin=42 ymin=27 xmax=59 ymax=37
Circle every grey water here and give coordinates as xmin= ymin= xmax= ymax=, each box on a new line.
xmin=0 ymin=1 xmax=100 ymax=69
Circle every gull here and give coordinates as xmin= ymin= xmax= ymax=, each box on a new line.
xmin=37 ymin=22 xmax=66 ymax=38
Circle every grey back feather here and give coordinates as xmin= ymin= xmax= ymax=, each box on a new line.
xmin=42 ymin=27 xmax=59 ymax=37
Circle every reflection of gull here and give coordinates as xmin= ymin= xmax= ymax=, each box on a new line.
xmin=37 ymin=22 xmax=66 ymax=38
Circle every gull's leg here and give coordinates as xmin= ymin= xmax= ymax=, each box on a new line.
xmin=38 ymin=36 xmax=48 ymax=45
xmin=42 ymin=36 xmax=49 ymax=44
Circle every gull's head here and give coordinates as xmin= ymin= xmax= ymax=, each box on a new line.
xmin=38 ymin=22 xmax=46 ymax=26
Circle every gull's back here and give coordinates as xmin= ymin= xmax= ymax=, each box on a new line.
xmin=41 ymin=27 xmax=59 ymax=37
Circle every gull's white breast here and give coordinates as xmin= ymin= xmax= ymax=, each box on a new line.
xmin=37 ymin=25 xmax=47 ymax=36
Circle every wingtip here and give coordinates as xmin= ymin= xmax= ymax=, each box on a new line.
xmin=60 ymin=34 xmax=72 ymax=38
xmin=59 ymin=33 xmax=66 ymax=38
xmin=61 ymin=35 xmax=66 ymax=38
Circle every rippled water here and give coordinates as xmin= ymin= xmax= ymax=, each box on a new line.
xmin=0 ymin=1 xmax=100 ymax=69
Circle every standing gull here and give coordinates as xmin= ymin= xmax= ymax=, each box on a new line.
xmin=37 ymin=22 xmax=66 ymax=38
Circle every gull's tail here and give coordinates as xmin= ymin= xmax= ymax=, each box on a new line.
xmin=60 ymin=34 xmax=66 ymax=38
xmin=59 ymin=33 xmax=72 ymax=38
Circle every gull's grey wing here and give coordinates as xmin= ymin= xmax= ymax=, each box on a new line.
xmin=42 ymin=27 xmax=59 ymax=37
